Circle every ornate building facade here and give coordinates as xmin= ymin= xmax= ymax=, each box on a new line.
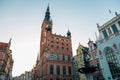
xmin=34 ymin=5 xmax=73 ymax=80
xmin=97 ymin=13 xmax=120 ymax=80
xmin=76 ymin=44 xmax=87 ymax=80
xmin=88 ymin=39 xmax=104 ymax=80
xmin=0 ymin=39 xmax=14 ymax=80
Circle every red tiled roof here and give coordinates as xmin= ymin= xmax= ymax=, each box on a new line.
xmin=0 ymin=42 xmax=8 ymax=50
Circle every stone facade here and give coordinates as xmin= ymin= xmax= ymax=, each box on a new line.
xmin=97 ymin=13 xmax=120 ymax=80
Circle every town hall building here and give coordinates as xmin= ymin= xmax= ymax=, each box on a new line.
xmin=34 ymin=5 xmax=73 ymax=80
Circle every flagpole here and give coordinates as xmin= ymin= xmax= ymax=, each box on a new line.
xmin=108 ymin=9 xmax=114 ymax=18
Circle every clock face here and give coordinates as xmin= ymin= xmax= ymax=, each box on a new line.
xmin=46 ymin=24 xmax=51 ymax=31
xmin=46 ymin=24 xmax=49 ymax=28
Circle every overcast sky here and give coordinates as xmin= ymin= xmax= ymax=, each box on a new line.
xmin=0 ymin=0 xmax=120 ymax=77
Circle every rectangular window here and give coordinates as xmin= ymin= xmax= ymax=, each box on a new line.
xmin=42 ymin=69 xmax=44 ymax=76
xmin=68 ymin=55 xmax=70 ymax=61
xmin=56 ymin=46 xmax=59 ymax=49
xmin=50 ymin=52 xmax=54 ymax=60
xmin=50 ymin=65 xmax=54 ymax=74
xmin=56 ymin=77 xmax=60 ymax=80
xmin=56 ymin=54 xmax=60 ymax=60
xmin=111 ymin=24 xmax=119 ymax=34
xmin=102 ymin=30 xmax=108 ymax=38
xmin=51 ymin=45 xmax=53 ymax=48
xmin=62 ymin=47 xmax=64 ymax=49
xmin=62 ymin=78 xmax=66 ymax=80
xmin=56 ymin=65 xmax=60 ymax=75
xmin=118 ymin=20 xmax=120 ymax=26
xmin=62 ymin=54 xmax=65 ymax=61
xmin=70 ymin=78 xmax=72 ymax=80
xmin=68 ymin=66 xmax=71 ymax=75
xmin=50 ymin=78 xmax=53 ymax=80
xmin=63 ymin=66 xmax=66 ymax=75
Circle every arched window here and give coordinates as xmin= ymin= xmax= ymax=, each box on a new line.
xmin=111 ymin=24 xmax=119 ymax=35
xmin=51 ymin=37 xmax=54 ymax=39
xmin=56 ymin=38 xmax=59 ymax=41
xmin=104 ymin=47 xmax=120 ymax=79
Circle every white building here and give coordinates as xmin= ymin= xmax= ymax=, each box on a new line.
xmin=97 ymin=13 xmax=120 ymax=80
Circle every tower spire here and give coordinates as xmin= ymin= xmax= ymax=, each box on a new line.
xmin=44 ymin=4 xmax=50 ymax=21
xmin=7 ymin=38 xmax=12 ymax=49
xmin=47 ymin=3 xmax=49 ymax=12
xmin=67 ymin=29 xmax=71 ymax=37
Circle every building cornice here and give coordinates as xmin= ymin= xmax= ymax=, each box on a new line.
xmin=98 ymin=14 xmax=120 ymax=31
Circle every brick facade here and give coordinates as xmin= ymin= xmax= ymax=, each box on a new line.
xmin=34 ymin=5 xmax=73 ymax=80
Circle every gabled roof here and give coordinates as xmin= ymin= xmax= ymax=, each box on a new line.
xmin=0 ymin=42 xmax=8 ymax=50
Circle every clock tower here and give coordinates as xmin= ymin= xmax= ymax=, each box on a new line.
xmin=35 ymin=5 xmax=73 ymax=80
xmin=40 ymin=5 xmax=52 ymax=57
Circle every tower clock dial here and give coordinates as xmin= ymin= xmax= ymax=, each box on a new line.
xmin=46 ymin=24 xmax=51 ymax=31
xmin=46 ymin=24 xmax=49 ymax=28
